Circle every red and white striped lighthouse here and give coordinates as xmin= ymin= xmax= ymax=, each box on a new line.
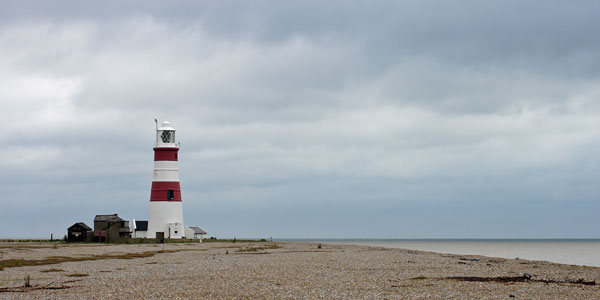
xmin=147 ymin=120 xmax=185 ymax=238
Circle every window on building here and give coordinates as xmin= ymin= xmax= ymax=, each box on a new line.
xmin=167 ymin=190 xmax=174 ymax=200
xmin=161 ymin=130 xmax=175 ymax=143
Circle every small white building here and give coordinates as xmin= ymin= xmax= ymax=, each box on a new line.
xmin=131 ymin=219 xmax=148 ymax=238
xmin=184 ymin=226 xmax=207 ymax=240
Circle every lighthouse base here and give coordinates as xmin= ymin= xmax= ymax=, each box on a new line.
xmin=147 ymin=201 xmax=185 ymax=239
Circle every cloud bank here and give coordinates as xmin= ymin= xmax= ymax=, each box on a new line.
xmin=1 ymin=1 xmax=599 ymax=238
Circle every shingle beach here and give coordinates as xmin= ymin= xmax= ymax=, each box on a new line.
xmin=0 ymin=242 xmax=598 ymax=299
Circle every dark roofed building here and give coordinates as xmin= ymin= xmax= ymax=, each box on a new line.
xmin=94 ymin=214 xmax=126 ymax=223
xmin=132 ymin=220 xmax=148 ymax=238
xmin=190 ymin=227 xmax=207 ymax=234
xmin=93 ymin=214 xmax=131 ymax=242
xmin=135 ymin=220 xmax=148 ymax=231
xmin=67 ymin=222 xmax=92 ymax=242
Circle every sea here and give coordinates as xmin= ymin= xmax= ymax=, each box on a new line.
xmin=283 ymin=239 xmax=600 ymax=267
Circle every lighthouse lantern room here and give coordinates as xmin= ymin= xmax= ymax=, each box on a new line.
xmin=147 ymin=121 xmax=185 ymax=238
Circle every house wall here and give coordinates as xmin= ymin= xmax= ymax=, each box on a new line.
xmin=184 ymin=226 xmax=194 ymax=239
xmin=94 ymin=221 xmax=131 ymax=242
xmin=166 ymin=223 xmax=184 ymax=238
xmin=133 ymin=230 xmax=147 ymax=238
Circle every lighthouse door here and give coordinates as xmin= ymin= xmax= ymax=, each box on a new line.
xmin=156 ymin=232 xmax=165 ymax=243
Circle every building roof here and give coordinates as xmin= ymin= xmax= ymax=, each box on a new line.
xmin=68 ymin=222 xmax=92 ymax=231
xmin=134 ymin=220 xmax=148 ymax=231
xmin=189 ymin=227 xmax=207 ymax=234
xmin=94 ymin=214 xmax=125 ymax=222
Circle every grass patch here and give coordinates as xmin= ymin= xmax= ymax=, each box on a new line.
xmin=0 ymin=245 xmax=59 ymax=250
xmin=66 ymin=273 xmax=88 ymax=277
xmin=236 ymin=244 xmax=282 ymax=253
xmin=40 ymin=268 xmax=64 ymax=273
xmin=0 ymin=249 xmax=205 ymax=271
xmin=203 ymin=238 xmax=265 ymax=243
xmin=164 ymin=239 xmax=201 ymax=244
xmin=124 ymin=238 xmax=202 ymax=244
xmin=411 ymin=276 xmax=429 ymax=280
xmin=0 ymin=239 xmax=60 ymax=243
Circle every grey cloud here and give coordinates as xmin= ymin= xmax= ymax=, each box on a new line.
xmin=1 ymin=1 xmax=599 ymax=238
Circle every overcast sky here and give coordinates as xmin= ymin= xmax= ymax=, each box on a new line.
xmin=1 ymin=0 xmax=599 ymax=239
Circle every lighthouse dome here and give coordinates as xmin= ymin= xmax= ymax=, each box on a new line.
xmin=158 ymin=121 xmax=175 ymax=131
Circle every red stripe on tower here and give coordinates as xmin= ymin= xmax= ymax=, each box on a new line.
xmin=153 ymin=147 xmax=179 ymax=161
xmin=150 ymin=181 xmax=182 ymax=202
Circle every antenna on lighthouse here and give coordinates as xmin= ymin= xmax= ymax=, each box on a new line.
xmin=154 ymin=118 xmax=158 ymax=147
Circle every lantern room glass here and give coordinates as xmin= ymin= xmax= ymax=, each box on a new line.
xmin=161 ymin=130 xmax=175 ymax=143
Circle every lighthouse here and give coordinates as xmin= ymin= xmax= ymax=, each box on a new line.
xmin=147 ymin=120 xmax=185 ymax=238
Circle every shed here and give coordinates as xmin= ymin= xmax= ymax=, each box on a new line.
xmin=67 ymin=222 xmax=92 ymax=242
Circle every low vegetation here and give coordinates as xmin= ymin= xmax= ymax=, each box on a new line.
xmin=40 ymin=268 xmax=64 ymax=273
xmin=0 ymin=244 xmax=62 ymax=250
xmin=236 ymin=244 xmax=282 ymax=253
xmin=0 ymin=249 xmax=204 ymax=271
xmin=125 ymin=238 xmax=201 ymax=244
xmin=0 ymin=239 xmax=60 ymax=243
xmin=203 ymin=237 xmax=268 ymax=243
xmin=66 ymin=273 xmax=88 ymax=277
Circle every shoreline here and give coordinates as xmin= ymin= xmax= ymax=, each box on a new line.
xmin=1 ymin=241 xmax=598 ymax=299
xmin=284 ymin=239 xmax=600 ymax=267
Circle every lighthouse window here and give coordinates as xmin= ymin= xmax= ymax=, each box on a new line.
xmin=167 ymin=190 xmax=174 ymax=200
xmin=161 ymin=130 xmax=175 ymax=143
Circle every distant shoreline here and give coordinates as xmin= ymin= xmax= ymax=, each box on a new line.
xmin=282 ymin=239 xmax=600 ymax=267
xmin=2 ymin=238 xmax=599 ymax=267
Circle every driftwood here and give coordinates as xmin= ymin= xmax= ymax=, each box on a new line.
xmin=0 ymin=285 xmax=72 ymax=293
xmin=446 ymin=274 xmax=595 ymax=286
xmin=0 ymin=280 xmax=77 ymax=293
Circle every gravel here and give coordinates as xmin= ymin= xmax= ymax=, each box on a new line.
xmin=0 ymin=242 xmax=598 ymax=299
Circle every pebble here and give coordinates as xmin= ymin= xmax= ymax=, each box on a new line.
xmin=0 ymin=242 xmax=598 ymax=299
